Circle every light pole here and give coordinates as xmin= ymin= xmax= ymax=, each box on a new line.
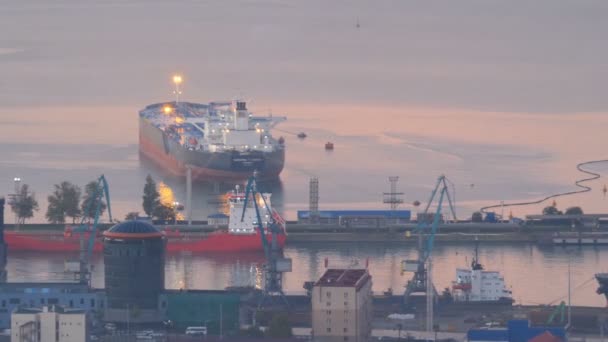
xmin=172 ymin=74 xmax=182 ymax=104
xmin=13 ymin=177 xmax=22 ymax=228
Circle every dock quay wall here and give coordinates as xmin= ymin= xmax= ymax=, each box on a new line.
xmin=5 ymin=222 xmax=606 ymax=244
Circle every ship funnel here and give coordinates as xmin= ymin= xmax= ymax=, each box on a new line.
xmin=233 ymin=100 xmax=249 ymax=130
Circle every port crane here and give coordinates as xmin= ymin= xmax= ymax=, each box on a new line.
xmin=69 ymin=175 xmax=112 ymax=284
xmin=241 ymin=173 xmax=291 ymax=308
xmin=403 ymin=175 xmax=456 ymax=306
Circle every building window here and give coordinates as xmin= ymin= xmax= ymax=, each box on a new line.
xmin=326 ymin=328 xmax=331 ymax=333
xmin=69 ymin=300 xmax=73 ymax=308
xmin=326 ymin=302 xmax=330 ymax=307
xmin=326 ymin=310 xmax=331 ymax=315
xmin=1 ymin=300 xmax=5 ymax=308
xmin=9 ymin=298 xmax=19 ymax=304
xmin=40 ymin=299 xmax=44 ymax=304
xmin=344 ymin=328 xmax=348 ymax=333
xmin=48 ymin=298 xmax=58 ymax=305
xmin=344 ymin=301 xmax=348 ymax=306
xmin=80 ymin=298 xmax=84 ymax=305
xmin=91 ymin=299 xmax=95 ymax=308
xmin=326 ymin=291 xmax=331 ymax=298
xmin=344 ymin=292 xmax=348 ymax=298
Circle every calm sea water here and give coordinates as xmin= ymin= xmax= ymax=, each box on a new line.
xmin=0 ymin=1 xmax=607 ymax=307
xmin=6 ymin=242 xmax=607 ymax=307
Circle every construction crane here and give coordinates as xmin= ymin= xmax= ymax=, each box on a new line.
xmin=403 ymin=175 xmax=457 ymax=307
xmin=70 ymin=175 xmax=112 ymax=284
xmin=241 ymin=173 xmax=290 ymax=308
xmin=547 ymin=301 xmax=566 ymax=325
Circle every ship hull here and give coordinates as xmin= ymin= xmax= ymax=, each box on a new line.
xmin=4 ymin=231 xmax=286 ymax=253
xmin=139 ymin=117 xmax=285 ymax=181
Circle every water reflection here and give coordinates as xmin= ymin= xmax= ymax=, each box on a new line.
xmin=5 ymin=243 xmax=608 ymax=307
xmin=137 ymin=153 xmax=285 ymax=220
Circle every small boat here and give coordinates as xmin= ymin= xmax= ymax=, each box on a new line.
xmin=325 ymin=142 xmax=334 ymax=150
xmin=297 ymin=132 xmax=307 ymax=139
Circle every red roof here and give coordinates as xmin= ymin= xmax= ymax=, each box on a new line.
xmin=529 ymin=331 xmax=562 ymax=342
xmin=315 ymin=269 xmax=370 ymax=290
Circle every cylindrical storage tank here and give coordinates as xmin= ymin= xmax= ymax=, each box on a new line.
xmin=103 ymin=221 xmax=165 ymax=310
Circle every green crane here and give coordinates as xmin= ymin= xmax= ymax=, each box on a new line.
xmin=70 ymin=175 xmax=112 ymax=284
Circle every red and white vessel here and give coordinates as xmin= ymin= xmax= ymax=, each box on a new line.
xmin=4 ymin=186 xmax=286 ymax=253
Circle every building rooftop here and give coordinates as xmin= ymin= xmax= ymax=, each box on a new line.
xmin=103 ymin=220 xmax=163 ymax=239
xmin=314 ymin=269 xmax=370 ymax=289
xmin=14 ymin=306 xmax=85 ymax=315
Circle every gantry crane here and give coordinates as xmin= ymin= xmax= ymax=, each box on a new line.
xmin=70 ymin=175 xmax=112 ymax=284
xmin=241 ymin=173 xmax=291 ymax=308
xmin=403 ymin=175 xmax=456 ymax=307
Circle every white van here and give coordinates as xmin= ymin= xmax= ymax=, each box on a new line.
xmin=185 ymin=326 xmax=207 ymax=336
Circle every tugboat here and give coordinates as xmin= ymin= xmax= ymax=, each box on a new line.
xmin=325 ymin=142 xmax=334 ymax=150
xmin=448 ymin=242 xmax=513 ymax=305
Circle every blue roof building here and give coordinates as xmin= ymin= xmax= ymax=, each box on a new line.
xmin=297 ymin=210 xmax=411 ymax=220
xmin=468 ymin=320 xmax=566 ymax=342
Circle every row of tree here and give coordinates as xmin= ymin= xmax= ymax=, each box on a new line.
xmin=9 ymin=180 xmax=107 ymax=224
xmin=8 ymin=174 xmax=178 ymax=224
xmin=471 ymin=205 xmax=584 ymax=222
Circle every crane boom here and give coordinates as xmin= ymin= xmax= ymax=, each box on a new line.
xmin=404 ymin=175 xmax=456 ymax=308
xmin=71 ymin=175 xmax=112 ymax=284
xmin=240 ymin=173 xmax=290 ymax=308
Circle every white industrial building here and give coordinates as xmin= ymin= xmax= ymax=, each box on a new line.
xmin=11 ymin=306 xmax=87 ymax=342
xmin=312 ymin=268 xmax=373 ymax=342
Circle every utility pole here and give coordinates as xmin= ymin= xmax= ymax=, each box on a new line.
xmin=309 ymin=177 xmax=319 ymax=224
xmin=426 ymin=257 xmax=433 ymax=341
xmin=567 ymin=254 xmax=572 ymax=329
xmin=383 ymin=176 xmax=404 ymax=224
xmin=186 ymin=166 xmax=192 ymax=226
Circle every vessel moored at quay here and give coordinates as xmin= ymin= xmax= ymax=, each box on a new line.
xmin=3 ymin=186 xmax=286 ymax=253
xmin=139 ymin=100 xmax=286 ymax=181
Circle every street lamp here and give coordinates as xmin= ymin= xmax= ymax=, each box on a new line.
xmin=13 ymin=177 xmax=22 ymax=227
xmin=172 ymin=74 xmax=183 ymax=104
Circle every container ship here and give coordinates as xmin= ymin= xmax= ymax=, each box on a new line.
xmin=139 ymin=100 xmax=286 ymax=180
xmin=3 ymin=187 xmax=286 ymax=253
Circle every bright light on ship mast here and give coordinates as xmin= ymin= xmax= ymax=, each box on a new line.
xmin=172 ymin=74 xmax=183 ymax=104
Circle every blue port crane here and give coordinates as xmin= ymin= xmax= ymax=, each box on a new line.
xmin=70 ymin=175 xmax=112 ymax=284
xmin=241 ymin=173 xmax=290 ymax=307
xmin=403 ymin=175 xmax=456 ymax=306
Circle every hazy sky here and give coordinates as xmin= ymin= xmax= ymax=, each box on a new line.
xmin=1 ymin=0 xmax=607 ymax=113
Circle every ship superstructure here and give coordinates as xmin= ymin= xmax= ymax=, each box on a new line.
xmin=450 ymin=244 xmax=513 ymax=304
xmin=139 ymin=100 xmax=286 ymax=180
xmin=227 ymin=185 xmax=284 ymax=235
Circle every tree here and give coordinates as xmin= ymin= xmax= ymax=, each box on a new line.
xmin=125 ymin=212 xmax=139 ymax=220
xmin=46 ymin=182 xmax=82 ymax=224
xmin=8 ymin=184 xmax=39 ymax=224
xmin=471 ymin=212 xmax=483 ymax=222
xmin=80 ymin=181 xmax=107 ymax=222
xmin=142 ymin=174 xmax=160 ymax=216
xmin=153 ymin=203 xmax=176 ymax=222
xmin=542 ymin=206 xmax=562 ymax=215
xmin=265 ymin=313 xmax=292 ymax=338
xmin=565 ymin=206 xmax=583 ymax=215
